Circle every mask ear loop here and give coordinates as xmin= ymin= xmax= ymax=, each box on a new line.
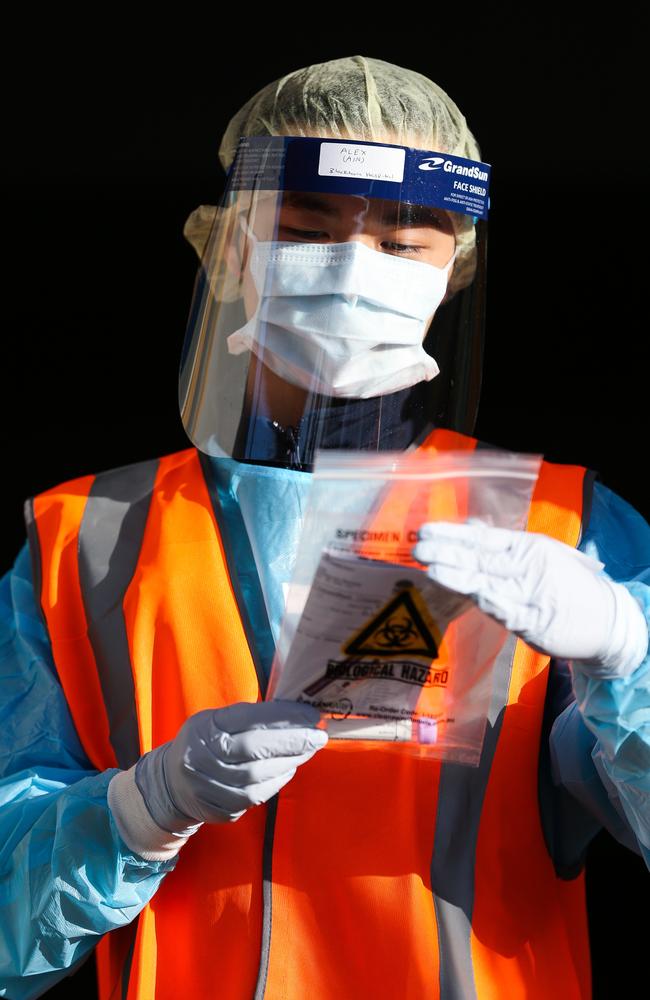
xmin=225 ymin=216 xmax=263 ymax=356
xmin=432 ymin=245 xmax=459 ymax=314
xmin=442 ymin=245 xmax=459 ymax=273
xmin=235 ymin=213 xmax=259 ymax=277
xmin=239 ymin=214 xmax=257 ymax=241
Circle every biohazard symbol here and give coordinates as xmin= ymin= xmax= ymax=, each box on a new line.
xmin=343 ymin=585 xmax=441 ymax=659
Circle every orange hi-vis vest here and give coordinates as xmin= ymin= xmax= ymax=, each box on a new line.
xmin=25 ymin=429 xmax=595 ymax=1000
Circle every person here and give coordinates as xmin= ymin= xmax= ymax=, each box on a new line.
xmin=1 ymin=54 xmax=649 ymax=1000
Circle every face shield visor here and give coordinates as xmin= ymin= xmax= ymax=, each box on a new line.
xmin=179 ymin=136 xmax=491 ymax=470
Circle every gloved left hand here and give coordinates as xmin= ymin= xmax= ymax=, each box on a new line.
xmin=412 ymin=520 xmax=649 ymax=678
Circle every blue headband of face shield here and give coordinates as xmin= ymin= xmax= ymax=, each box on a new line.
xmin=226 ymin=135 xmax=491 ymax=219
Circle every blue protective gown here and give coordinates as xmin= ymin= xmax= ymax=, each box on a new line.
xmin=1 ymin=466 xmax=649 ymax=998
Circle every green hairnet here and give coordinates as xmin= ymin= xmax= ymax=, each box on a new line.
xmin=184 ymin=55 xmax=483 ymax=298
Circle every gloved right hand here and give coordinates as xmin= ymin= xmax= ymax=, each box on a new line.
xmin=135 ymin=699 xmax=328 ymax=832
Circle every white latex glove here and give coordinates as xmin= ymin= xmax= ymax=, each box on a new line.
xmin=412 ymin=520 xmax=648 ymax=678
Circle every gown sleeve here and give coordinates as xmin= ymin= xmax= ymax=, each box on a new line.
xmin=0 ymin=540 xmax=178 ymax=999
xmin=547 ymin=479 xmax=650 ymax=871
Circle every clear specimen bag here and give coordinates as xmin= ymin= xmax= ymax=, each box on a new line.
xmin=266 ymin=447 xmax=542 ymax=764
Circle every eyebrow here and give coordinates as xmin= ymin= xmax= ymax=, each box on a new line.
xmin=283 ymin=192 xmax=341 ymax=217
xmin=379 ymin=202 xmax=446 ymax=228
xmin=282 ymin=192 xmax=446 ymax=229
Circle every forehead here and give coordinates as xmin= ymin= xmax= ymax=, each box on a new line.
xmin=280 ymin=190 xmax=453 ymax=231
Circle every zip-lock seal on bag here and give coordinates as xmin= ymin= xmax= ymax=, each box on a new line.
xmin=266 ymin=448 xmax=542 ymax=765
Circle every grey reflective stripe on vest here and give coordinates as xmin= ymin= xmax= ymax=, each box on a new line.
xmin=431 ymin=632 xmax=519 ymax=1000
xmin=579 ymin=469 xmax=597 ymax=547
xmin=121 ymin=924 xmax=137 ymax=1000
xmin=78 ymin=458 xmax=159 ymax=770
xmin=253 ymin=795 xmax=278 ymax=1000
xmin=431 ymin=436 xmax=535 ymax=998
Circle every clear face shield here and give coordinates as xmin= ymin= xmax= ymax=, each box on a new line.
xmin=179 ymin=136 xmax=491 ymax=470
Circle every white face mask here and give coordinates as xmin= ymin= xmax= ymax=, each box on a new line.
xmin=226 ymin=219 xmax=457 ymax=399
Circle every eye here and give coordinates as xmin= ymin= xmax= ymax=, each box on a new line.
xmin=383 ymin=242 xmax=423 ymax=255
xmin=284 ymin=227 xmax=327 ymax=240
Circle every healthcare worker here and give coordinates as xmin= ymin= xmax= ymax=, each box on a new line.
xmin=1 ymin=55 xmax=649 ymax=1000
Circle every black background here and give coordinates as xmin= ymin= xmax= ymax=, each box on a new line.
xmin=3 ymin=12 xmax=647 ymax=998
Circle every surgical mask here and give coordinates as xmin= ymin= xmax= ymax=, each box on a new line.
xmin=227 ymin=220 xmax=457 ymax=399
